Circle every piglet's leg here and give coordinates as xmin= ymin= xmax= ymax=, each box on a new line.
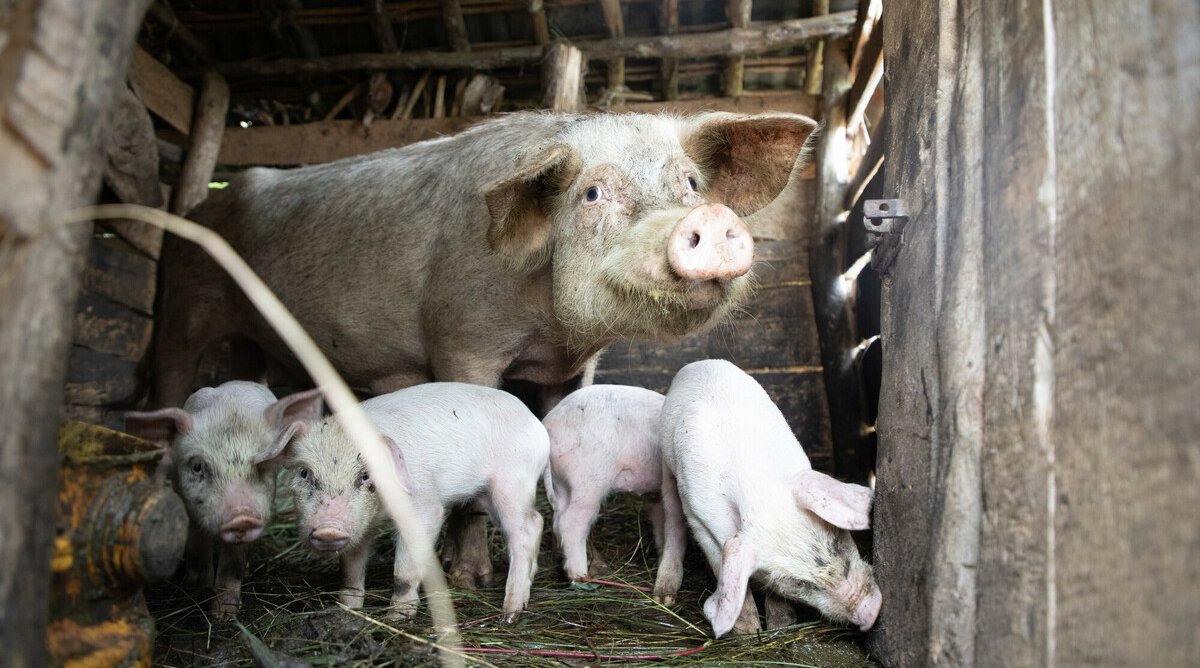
xmin=444 ymin=505 xmax=494 ymax=589
xmin=764 ymin=592 xmax=797 ymax=629
xmin=184 ymin=528 xmax=215 ymax=588
xmin=554 ymin=495 xmax=601 ymax=582
xmin=390 ymin=503 xmax=446 ymax=621
xmin=211 ymin=543 xmax=249 ymax=621
xmin=340 ymin=540 xmax=372 ymax=608
xmin=652 ymin=469 xmax=688 ymax=606
xmin=489 ymin=487 xmax=544 ymax=623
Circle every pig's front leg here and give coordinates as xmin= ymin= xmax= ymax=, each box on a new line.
xmin=652 ymin=469 xmax=688 ymax=606
xmin=183 ymin=527 xmax=215 ymax=588
xmin=702 ymin=533 xmax=758 ymax=638
xmin=764 ymin=592 xmax=797 ymax=629
xmin=339 ymin=539 xmax=373 ymax=608
xmin=390 ymin=502 xmax=447 ymax=621
xmin=211 ymin=543 xmax=249 ymax=621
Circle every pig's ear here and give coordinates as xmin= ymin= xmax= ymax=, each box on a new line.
xmin=702 ymin=533 xmax=757 ymax=638
xmin=484 ymin=143 xmax=580 ymax=272
xmin=264 ymin=388 xmax=324 ymax=430
xmin=681 ymin=113 xmax=818 ymax=216
xmin=125 ymin=408 xmax=192 ymax=444
xmin=254 ymin=420 xmax=308 ymax=466
xmin=792 ymin=469 xmax=873 ymax=531
xmin=382 ymin=436 xmax=414 ymax=494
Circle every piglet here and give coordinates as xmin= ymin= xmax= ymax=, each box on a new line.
xmin=657 ymin=360 xmax=882 ymax=637
xmin=125 ymin=381 xmax=322 ymax=619
xmin=542 ymin=385 xmax=688 ymax=603
xmin=279 ymin=382 xmax=548 ymax=622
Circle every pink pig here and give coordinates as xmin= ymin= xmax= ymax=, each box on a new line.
xmin=657 ymin=360 xmax=882 ymax=637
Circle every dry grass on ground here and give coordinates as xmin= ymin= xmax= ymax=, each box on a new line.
xmin=148 ymin=489 xmax=878 ymax=667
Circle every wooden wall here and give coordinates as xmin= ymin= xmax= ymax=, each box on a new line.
xmin=870 ymin=1 xmax=1200 ymax=666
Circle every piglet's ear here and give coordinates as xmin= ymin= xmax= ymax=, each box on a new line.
xmin=702 ymin=533 xmax=757 ymax=638
xmin=382 ymin=436 xmax=413 ymax=494
xmin=793 ymin=469 xmax=873 ymax=531
xmin=254 ymin=421 xmax=308 ymax=466
xmin=682 ymin=112 xmax=818 ymax=217
xmin=484 ymin=143 xmax=580 ymax=273
xmin=125 ymin=408 xmax=192 ymax=444
xmin=264 ymin=388 xmax=324 ymax=430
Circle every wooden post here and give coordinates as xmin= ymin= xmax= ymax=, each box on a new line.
xmin=363 ymin=0 xmax=400 ymax=53
xmin=529 ymin=0 xmax=550 ymax=45
xmin=440 ymin=0 xmax=471 ymax=53
xmin=598 ymin=0 xmax=626 ymax=91
xmin=659 ymin=0 xmax=680 ymax=100
xmin=724 ymin=0 xmax=752 ymax=97
xmin=0 ymin=1 xmax=152 ymax=664
xmin=808 ymin=37 xmax=869 ymax=482
xmin=804 ymin=0 xmax=829 ymax=94
xmin=172 ymin=72 xmax=230 ymax=216
xmin=542 ymin=43 xmax=586 ymax=112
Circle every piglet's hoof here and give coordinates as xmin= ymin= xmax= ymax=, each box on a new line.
xmin=387 ymin=601 xmax=419 ymax=622
xmin=339 ymin=589 xmax=365 ymax=609
xmin=447 ymin=566 xmax=493 ymax=589
xmin=210 ymin=591 xmax=241 ymax=622
xmin=500 ymin=610 xmax=523 ymax=624
xmin=652 ymin=592 xmax=676 ymax=607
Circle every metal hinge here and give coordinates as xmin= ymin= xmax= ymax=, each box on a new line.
xmin=862 ymin=199 xmax=910 ymax=273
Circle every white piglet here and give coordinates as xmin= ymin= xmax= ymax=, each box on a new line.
xmin=279 ymin=383 xmax=548 ymax=622
xmin=542 ymin=385 xmax=688 ymax=604
xmin=657 ymin=360 xmax=882 ymax=637
xmin=125 ymin=381 xmax=322 ymax=619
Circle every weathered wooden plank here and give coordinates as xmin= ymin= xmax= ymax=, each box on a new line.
xmin=64 ymin=346 xmax=142 ymax=406
xmin=441 ymin=0 xmax=471 ymax=52
xmin=868 ymin=0 xmax=941 ymax=663
xmin=1048 ymin=1 xmax=1200 ymax=665
xmin=202 ymin=12 xmax=856 ymax=77
xmin=81 ymin=238 xmax=158 ymax=316
xmin=0 ymin=3 xmax=152 ymax=660
xmin=129 ymin=46 xmax=195 ymax=136
xmin=216 ymin=94 xmax=820 ymax=166
xmin=72 ymin=294 xmax=154 ymax=362
xmin=542 ymin=43 xmax=587 ymax=112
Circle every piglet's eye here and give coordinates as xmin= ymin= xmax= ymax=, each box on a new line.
xmin=191 ymin=461 xmax=204 ymax=475
xmin=299 ymin=468 xmax=310 ymax=480
xmin=585 ymin=185 xmax=602 ymax=202
xmin=361 ymin=470 xmax=370 ymax=483
xmin=687 ymin=176 xmax=698 ymax=191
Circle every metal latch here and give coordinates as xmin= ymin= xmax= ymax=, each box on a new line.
xmin=862 ymin=199 xmax=909 ymax=274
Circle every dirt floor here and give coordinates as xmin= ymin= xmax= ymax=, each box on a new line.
xmin=148 ymin=487 xmax=879 ymax=667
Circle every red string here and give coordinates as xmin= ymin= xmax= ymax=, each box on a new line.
xmin=460 ymin=642 xmax=708 ymax=661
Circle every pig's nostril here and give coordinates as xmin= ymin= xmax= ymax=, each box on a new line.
xmin=689 ymin=232 xmax=700 ymax=248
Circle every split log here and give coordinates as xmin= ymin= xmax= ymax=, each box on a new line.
xmin=203 ymin=12 xmax=856 ymax=77
xmin=129 ymin=46 xmax=195 ymax=136
xmin=460 ymin=74 xmax=505 ymax=116
xmin=172 ymin=72 xmax=230 ymax=216
xmin=0 ymin=1 xmax=152 ymax=663
xmin=541 ymin=43 xmax=587 ymax=112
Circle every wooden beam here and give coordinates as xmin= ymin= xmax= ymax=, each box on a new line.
xmin=598 ymin=0 xmax=626 ymax=90
xmin=441 ymin=0 xmax=471 ymax=52
xmin=542 ymin=42 xmax=586 ymax=111
xmin=723 ymin=0 xmax=751 ymax=96
xmin=203 ymin=11 xmax=856 ymax=77
xmin=363 ymin=0 xmax=400 ymax=52
xmin=218 ymin=92 xmax=819 ymax=166
xmin=145 ymin=1 xmax=217 ymax=63
xmin=172 ymin=72 xmax=230 ymax=215
xmin=845 ymin=17 xmax=883 ymax=135
xmin=129 ymin=46 xmax=195 ymax=136
xmin=659 ymin=0 xmax=679 ymax=99
xmin=803 ymin=0 xmax=829 ymax=94
xmin=528 ymin=0 xmax=550 ymax=45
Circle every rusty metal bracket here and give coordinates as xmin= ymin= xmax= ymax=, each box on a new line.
xmin=863 ymin=198 xmax=910 ymax=273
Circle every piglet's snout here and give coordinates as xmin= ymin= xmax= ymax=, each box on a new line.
xmin=666 ymin=204 xmax=753 ymax=282
xmin=309 ymin=496 xmax=352 ymax=550
xmin=852 ymin=586 xmax=882 ymax=631
xmin=219 ymin=514 xmax=264 ymax=544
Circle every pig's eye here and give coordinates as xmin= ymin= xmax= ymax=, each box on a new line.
xmin=360 ymin=470 xmax=370 ymax=483
xmin=189 ymin=459 xmax=205 ymax=476
xmin=687 ymin=176 xmax=698 ymax=192
xmin=584 ymin=185 xmax=603 ymax=203
xmin=299 ymin=467 xmax=310 ymax=481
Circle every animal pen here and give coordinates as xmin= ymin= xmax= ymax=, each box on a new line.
xmin=0 ymin=0 xmax=1196 ymax=666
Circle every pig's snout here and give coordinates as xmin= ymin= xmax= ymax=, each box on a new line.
xmin=667 ymin=204 xmax=753 ymax=282
xmin=852 ymin=587 xmax=882 ymax=631
xmin=310 ymin=526 xmax=351 ymax=551
xmin=219 ymin=515 xmax=264 ymax=544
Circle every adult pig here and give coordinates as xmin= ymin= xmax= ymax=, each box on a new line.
xmin=156 ymin=110 xmax=816 ymax=586
xmin=125 ymin=381 xmax=322 ymax=619
xmin=657 ymin=360 xmax=882 ymax=637
xmin=542 ymin=384 xmax=687 ymax=603
xmin=277 ymin=382 xmax=548 ymax=622
xmin=155 ymin=111 xmax=817 ymax=403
